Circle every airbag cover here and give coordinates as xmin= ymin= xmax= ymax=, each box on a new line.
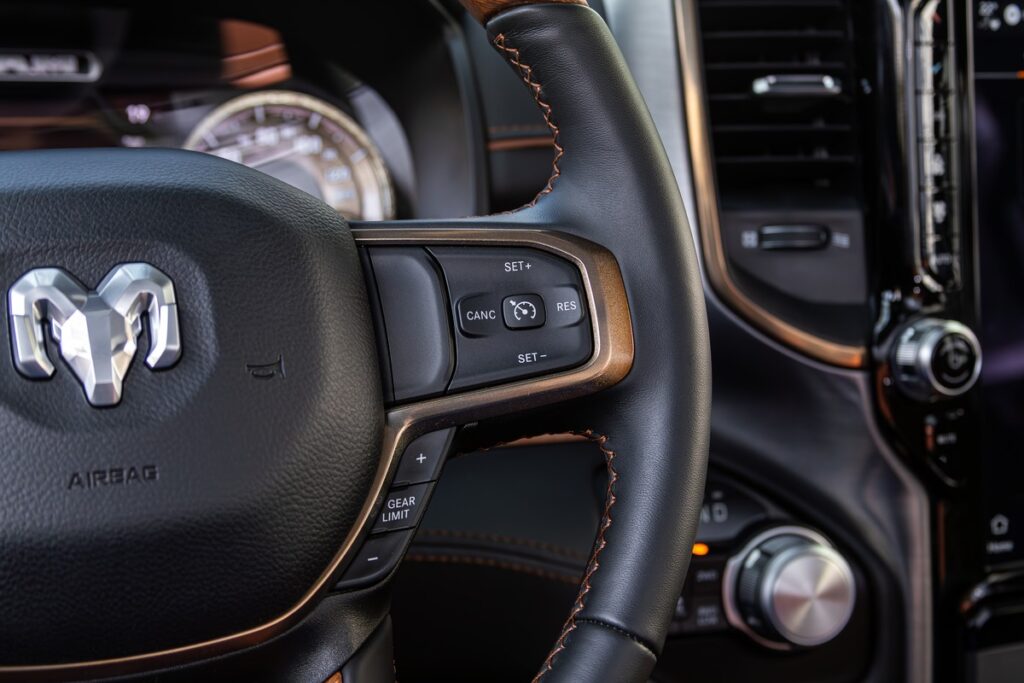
xmin=0 ymin=149 xmax=382 ymax=664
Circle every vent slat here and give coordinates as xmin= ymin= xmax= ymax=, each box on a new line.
xmin=697 ymin=0 xmax=860 ymax=204
xmin=700 ymin=0 xmax=842 ymax=6
xmin=708 ymin=94 xmax=852 ymax=103
xmin=705 ymin=61 xmax=847 ymax=71
xmin=716 ymin=156 xmax=856 ymax=164
xmin=703 ymin=30 xmax=846 ymax=40
xmin=712 ymin=123 xmax=852 ymax=133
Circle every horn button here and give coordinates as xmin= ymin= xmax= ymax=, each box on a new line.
xmin=0 ymin=149 xmax=382 ymax=664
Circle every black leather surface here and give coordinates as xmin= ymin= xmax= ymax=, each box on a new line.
xmin=0 ymin=149 xmax=383 ymax=664
xmin=393 ymin=558 xmax=579 ymax=682
xmin=340 ymin=615 xmax=395 ymax=683
xmin=360 ymin=4 xmax=712 ymax=681
xmin=390 ymin=443 xmax=600 ymax=681
xmin=482 ymin=7 xmax=711 ymax=680
xmin=118 ymin=590 xmax=390 ymax=683
xmin=537 ymin=621 xmax=657 ymax=681
xmin=411 ymin=443 xmax=603 ymax=572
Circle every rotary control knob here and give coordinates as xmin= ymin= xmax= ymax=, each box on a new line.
xmin=723 ymin=527 xmax=856 ymax=649
xmin=891 ymin=318 xmax=981 ymax=401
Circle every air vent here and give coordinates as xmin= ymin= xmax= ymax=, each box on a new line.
xmin=697 ymin=0 xmax=862 ymax=207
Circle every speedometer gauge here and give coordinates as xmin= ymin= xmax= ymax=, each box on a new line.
xmin=184 ymin=90 xmax=394 ymax=221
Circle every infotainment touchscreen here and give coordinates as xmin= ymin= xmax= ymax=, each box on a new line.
xmin=973 ymin=1 xmax=1024 ymax=566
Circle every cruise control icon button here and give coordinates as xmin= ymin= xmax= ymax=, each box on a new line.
xmin=502 ymin=294 xmax=545 ymax=329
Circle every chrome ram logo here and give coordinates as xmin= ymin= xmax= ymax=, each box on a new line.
xmin=8 ymin=264 xmax=181 ymax=407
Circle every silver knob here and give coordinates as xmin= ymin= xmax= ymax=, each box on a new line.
xmin=891 ymin=318 xmax=981 ymax=401
xmin=724 ymin=526 xmax=856 ymax=649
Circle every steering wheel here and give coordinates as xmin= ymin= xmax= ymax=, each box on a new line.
xmin=0 ymin=1 xmax=709 ymax=681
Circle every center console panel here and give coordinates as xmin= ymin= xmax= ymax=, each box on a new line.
xmin=872 ymin=2 xmax=1024 ymax=681
xmin=657 ymin=473 xmax=873 ymax=683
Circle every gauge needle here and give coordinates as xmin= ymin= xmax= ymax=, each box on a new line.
xmin=247 ymin=144 xmax=301 ymax=169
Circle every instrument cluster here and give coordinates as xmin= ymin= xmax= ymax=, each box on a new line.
xmin=183 ymin=90 xmax=393 ymax=221
xmin=0 ymin=13 xmax=398 ymax=222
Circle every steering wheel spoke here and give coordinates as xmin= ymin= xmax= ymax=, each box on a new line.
xmin=330 ymin=221 xmax=632 ymax=595
xmin=351 ymin=220 xmax=633 ymax=422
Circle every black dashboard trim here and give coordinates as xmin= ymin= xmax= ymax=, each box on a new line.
xmin=674 ymin=0 xmax=868 ymax=369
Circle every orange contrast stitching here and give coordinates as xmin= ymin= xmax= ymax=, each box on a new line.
xmin=493 ymin=33 xmax=563 ymax=209
xmin=417 ymin=528 xmax=589 ymax=561
xmin=533 ymin=430 xmax=618 ymax=682
xmin=405 ymin=553 xmax=581 ymax=586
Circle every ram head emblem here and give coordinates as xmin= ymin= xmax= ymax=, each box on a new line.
xmin=8 ymin=263 xmax=181 ymax=407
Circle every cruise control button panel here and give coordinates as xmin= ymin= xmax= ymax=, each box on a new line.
xmin=430 ymin=247 xmax=593 ymax=392
xmin=364 ymin=245 xmax=594 ymax=400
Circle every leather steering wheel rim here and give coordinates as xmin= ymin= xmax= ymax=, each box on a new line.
xmin=449 ymin=2 xmax=712 ymax=680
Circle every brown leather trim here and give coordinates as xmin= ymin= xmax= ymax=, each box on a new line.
xmin=0 ymin=116 xmax=101 ymax=128
xmin=230 ymin=64 xmax=293 ymax=89
xmin=492 ymin=433 xmax=591 ymax=448
xmin=222 ymin=44 xmax=288 ymax=80
xmin=324 ymin=673 xmax=342 ymax=683
xmin=489 ymin=123 xmax=551 ymax=135
xmin=493 ymin=33 xmax=563 ymax=209
xmin=533 ymin=431 xmax=618 ymax=681
xmin=460 ymin=0 xmax=588 ymax=23
xmin=487 ymin=135 xmax=554 ymax=151
xmin=219 ymin=19 xmax=291 ymax=86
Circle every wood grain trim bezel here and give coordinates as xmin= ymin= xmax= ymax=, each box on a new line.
xmin=459 ymin=0 xmax=589 ymax=23
xmin=674 ymin=0 xmax=867 ymax=368
xmin=0 ymin=228 xmax=632 ymax=681
xmin=487 ymin=135 xmax=554 ymax=151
